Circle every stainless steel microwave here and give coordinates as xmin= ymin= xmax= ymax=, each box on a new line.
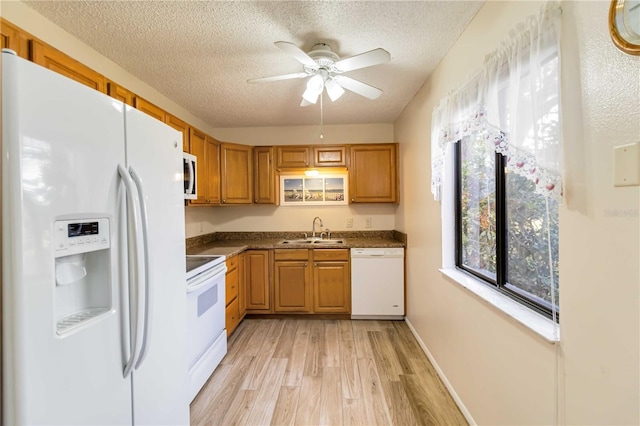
xmin=183 ymin=152 xmax=197 ymax=200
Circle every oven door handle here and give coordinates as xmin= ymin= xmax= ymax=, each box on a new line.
xmin=187 ymin=263 xmax=227 ymax=294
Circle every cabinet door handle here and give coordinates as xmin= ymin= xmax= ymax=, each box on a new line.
xmin=254 ymin=199 xmax=258 ymax=203
xmin=351 ymin=198 xmax=355 ymax=202
xmin=222 ymin=199 xmax=226 ymax=204
xmin=304 ymin=263 xmax=308 ymax=267
xmin=314 ymin=263 xmax=318 ymax=267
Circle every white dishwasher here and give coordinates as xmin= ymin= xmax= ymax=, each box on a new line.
xmin=351 ymin=248 xmax=405 ymax=319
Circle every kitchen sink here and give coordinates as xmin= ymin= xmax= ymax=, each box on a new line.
xmin=279 ymin=239 xmax=314 ymax=244
xmin=279 ymin=239 xmax=345 ymax=245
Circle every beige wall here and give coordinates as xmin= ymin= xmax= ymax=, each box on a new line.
xmin=395 ymin=1 xmax=640 ymax=425
xmin=211 ymin=123 xmax=394 ymax=146
xmin=185 ymin=203 xmax=397 ymax=236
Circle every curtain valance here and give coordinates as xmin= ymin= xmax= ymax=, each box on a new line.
xmin=431 ymin=2 xmax=563 ymax=201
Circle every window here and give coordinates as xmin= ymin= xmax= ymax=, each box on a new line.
xmin=431 ymin=3 xmax=562 ymax=323
xmin=455 ymin=134 xmax=559 ymax=318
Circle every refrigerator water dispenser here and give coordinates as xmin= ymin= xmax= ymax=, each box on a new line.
xmin=54 ymin=218 xmax=112 ymax=334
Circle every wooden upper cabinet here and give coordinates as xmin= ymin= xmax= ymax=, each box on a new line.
xmin=165 ymin=113 xmax=190 ymax=152
xmin=32 ymin=40 xmax=106 ymax=93
xmin=107 ymin=81 xmax=134 ymax=106
xmin=204 ymin=136 xmax=221 ymax=204
xmin=220 ymin=142 xmax=253 ymax=205
xmin=253 ymin=146 xmax=276 ymax=204
xmin=349 ymin=143 xmax=399 ymax=203
xmin=1 ymin=19 xmax=31 ymax=60
xmin=313 ymin=145 xmax=347 ymax=167
xmin=133 ymin=96 xmax=165 ymax=122
xmin=276 ymin=146 xmax=310 ymax=168
xmin=188 ymin=128 xmax=207 ymax=205
xmin=188 ymin=129 xmax=220 ymax=205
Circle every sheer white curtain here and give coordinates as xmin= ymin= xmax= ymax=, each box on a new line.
xmin=431 ymin=2 xmax=562 ymax=201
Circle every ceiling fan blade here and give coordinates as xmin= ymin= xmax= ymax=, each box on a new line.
xmin=334 ymin=48 xmax=390 ymax=72
xmin=275 ymin=41 xmax=317 ymax=67
xmin=333 ymin=76 xmax=382 ymax=100
xmin=300 ymin=98 xmax=313 ymax=107
xmin=247 ymin=72 xmax=309 ymax=83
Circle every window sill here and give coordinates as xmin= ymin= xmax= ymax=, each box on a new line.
xmin=439 ymin=268 xmax=559 ymax=343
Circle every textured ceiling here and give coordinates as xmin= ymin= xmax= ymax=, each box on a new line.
xmin=23 ymin=1 xmax=483 ymax=128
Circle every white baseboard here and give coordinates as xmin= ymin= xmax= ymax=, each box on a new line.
xmin=404 ymin=318 xmax=476 ymax=425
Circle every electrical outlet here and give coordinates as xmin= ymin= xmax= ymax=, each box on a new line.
xmin=365 ymin=217 xmax=372 ymax=228
xmin=346 ymin=217 xmax=353 ymax=228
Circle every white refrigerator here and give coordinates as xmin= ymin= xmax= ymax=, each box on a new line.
xmin=2 ymin=51 xmax=190 ymax=425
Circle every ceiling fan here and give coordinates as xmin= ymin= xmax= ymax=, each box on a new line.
xmin=247 ymin=41 xmax=390 ymax=106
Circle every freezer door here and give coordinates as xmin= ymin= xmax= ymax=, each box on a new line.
xmin=2 ymin=53 xmax=132 ymax=424
xmin=124 ymin=106 xmax=189 ymax=425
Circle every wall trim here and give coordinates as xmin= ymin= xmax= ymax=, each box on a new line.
xmin=404 ymin=317 xmax=476 ymax=425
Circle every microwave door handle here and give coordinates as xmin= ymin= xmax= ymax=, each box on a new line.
xmin=129 ymin=167 xmax=152 ymax=369
xmin=118 ymin=164 xmax=143 ymax=378
xmin=187 ymin=158 xmax=195 ymax=196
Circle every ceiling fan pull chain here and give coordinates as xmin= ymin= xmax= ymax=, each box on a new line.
xmin=319 ymin=92 xmax=324 ymax=142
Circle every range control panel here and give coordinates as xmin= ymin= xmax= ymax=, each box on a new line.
xmin=54 ymin=218 xmax=110 ymax=258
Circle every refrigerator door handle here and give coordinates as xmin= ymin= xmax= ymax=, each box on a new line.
xmin=118 ymin=164 xmax=144 ymax=378
xmin=187 ymin=158 xmax=195 ymax=196
xmin=129 ymin=166 xmax=152 ymax=369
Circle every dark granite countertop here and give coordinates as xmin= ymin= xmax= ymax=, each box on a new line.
xmin=186 ymin=231 xmax=406 ymax=258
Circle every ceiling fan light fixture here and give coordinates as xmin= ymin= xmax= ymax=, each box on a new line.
xmin=302 ymin=86 xmax=321 ymax=104
xmin=306 ymin=74 xmax=324 ymax=92
xmin=325 ymin=79 xmax=345 ymax=102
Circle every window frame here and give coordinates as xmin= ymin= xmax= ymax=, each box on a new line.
xmin=454 ymin=139 xmax=559 ymax=320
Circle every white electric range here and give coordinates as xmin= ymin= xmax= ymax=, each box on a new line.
xmin=185 ymin=255 xmax=227 ymax=402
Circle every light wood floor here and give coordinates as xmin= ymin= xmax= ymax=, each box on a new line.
xmin=190 ymin=319 xmax=467 ymax=426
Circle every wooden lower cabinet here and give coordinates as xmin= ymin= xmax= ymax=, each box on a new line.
xmin=225 ymin=256 xmax=241 ymax=336
xmin=273 ymin=249 xmax=350 ymax=314
xmin=274 ymin=250 xmax=312 ymax=312
xmin=313 ymin=250 xmax=350 ymax=313
xmin=245 ymin=250 xmax=270 ymax=311
xmin=238 ymin=252 xmax=247 ymax=318
xmin=225 ymin=298 xmax=240 ymax=337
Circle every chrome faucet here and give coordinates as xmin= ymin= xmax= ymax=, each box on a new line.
xmin=311 ymin=216 xmax=323 ymax=239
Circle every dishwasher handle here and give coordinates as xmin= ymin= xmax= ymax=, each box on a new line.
xmin=350 ymin=248 xmax=404 ymax=258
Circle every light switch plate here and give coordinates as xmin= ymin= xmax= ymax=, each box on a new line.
xmin=346 ymin=217 xmax=353 ymax=228
xmin=365 ymin=217 xmax=372 ymax=228
xmin=614 ymin=142 xmax=640 ymax=187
